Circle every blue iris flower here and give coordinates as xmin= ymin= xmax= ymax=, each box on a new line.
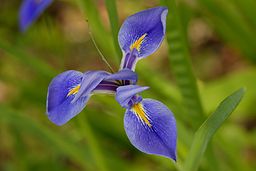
xmin=19 ymin=0 xmax=53 ymax=31
xmin=46 ymin=7 xmax=177 ymax=161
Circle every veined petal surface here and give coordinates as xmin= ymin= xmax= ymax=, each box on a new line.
xmin=19 ymin=0 xmax=53 ymax=32
xmin=72 ymin=69 xmax=138 ymax=102
xmin=71 ymin=71 xmax=110 ymax=103
xmin=118 ymin=6 xmax=168 ymax=59
xmin=46 ymin=70 xmax=88 ymax=125
xmin=124 ymin=99 xmax=177 ymax=160
xmin=105 ymin=69 xmax=138 ymax=84
xmin=116 ymin=85 xmax=149 ymax=108
xmin=47 ymin=69 xmax=140 ymax=125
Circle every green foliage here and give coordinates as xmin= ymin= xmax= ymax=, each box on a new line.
xmin=104 ymin=0 xmax=122 ymax=60
xmin=183 ymin=88 xmax=245 ymax=171
xmin=198 ymin=0 xmax=256 ymax=62
xmin=77 ymin=0 xmax=118 ymax=64
xmin=0 ymin=0 xmax=254 ymax=171
xmin=0 ymin=41 xmax=57 ymax=78
xmin=162 ymin=0 xmax=205 ymax=128
xmin=0 ymin=106 xmax=94 ymax=170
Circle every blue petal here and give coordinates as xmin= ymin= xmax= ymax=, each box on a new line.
xmin=93 ymin=69 xmax=138 ymax=94
xmin=93 ymin=80 xmax=119 ymax=94
xmin=124 ymin=99 xmax=177 ymax=160
xmin=116 ymin=85 xmax=149 ymax=108
xmin=19 ymin=0 xmax=53 ymax=32
xmin=71 ymin=71 xmax=110 ymax=103
xmin=118 ymin=6 xmax=168 ymax=59
xmin=106 ymin=69 xmax=138 ymax=84
xmin=72 ymin=69 xmax=139 ymax=103
xmin=46 ymin=70 xmax=88 ymax=126
xmin=119 ymin=49 xmax=138 ymax=71
xmin=46 ymin=69 xmax=140 ymax=125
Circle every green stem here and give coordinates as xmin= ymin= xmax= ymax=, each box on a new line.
xmin=105 ymin=0 xmax=122 ymax=60
xmin=76 ymin=113 xmax=109 ymax=171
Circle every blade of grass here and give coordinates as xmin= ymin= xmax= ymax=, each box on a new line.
xmin=10 ymin=127 xmax=29 ymax=171
xmin=203 ymin=141 xmax=220 ymax=171
xmin=183 ymin=88 xmax=245 ymax=171
xmin=104 ymin=0 xmax=122 ymax=60
xmin=198 ymin=0 xmax=256 ymax=62
xmin=0 ymin=41 xmax=57 ymax=78
xmin=162 ymin=0 xmax=205 ymax=128
xmin=76 ymin=113 xmax=109 ymax=171
xmin=0 ymin=106 xmax=94 ymax=170
xmin=76 ymin=0 xmax=118 ymax=65
xmin=231 ymin=0 xmax=256 ymax=29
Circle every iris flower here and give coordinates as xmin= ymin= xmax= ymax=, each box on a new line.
xmin=19 ymin=0 xmax=53 ymax=31
xmin=46 ymin=7 xmax=177 ymax=161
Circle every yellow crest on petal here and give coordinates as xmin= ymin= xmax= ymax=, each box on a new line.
xmin=67 ymin=84 xmax=80 ymax=97
xmin=132 ymin=102 xmax=152 ymax=127
xmin=130 ymin=33 xmax=147 ymax=52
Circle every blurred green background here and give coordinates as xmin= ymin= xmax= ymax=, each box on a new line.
xmin=0 ymin=0 xmax=255 ymax=171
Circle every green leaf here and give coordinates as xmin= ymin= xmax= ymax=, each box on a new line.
xmin=231 ymin=0 xmax=256 ymax=29
xmin=0 ymin=41 xmax=57 ymax=78
xmin=104 ymin=0 xmax=122 ymax=60
xmin=76 ymin=0 xmax=118 ymax=65
xmin=162 ymin=0 xmax=205 ymax=128
xmin=75 ymin=113 xmax=109 ymax=171
xmin=183 ymin=88 xmax=245 ymax=171
xmin=0 ymin=106 xmax=94 ymax=170
xmin=198 ymin=0 xmax=256 ymax=62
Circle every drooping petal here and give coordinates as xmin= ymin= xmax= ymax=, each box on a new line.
xmin=105 ymin=69 xmax=138 ymax=84
xmin=46 ymin=69 xmax=139 ymax=125
xmin=19 ymin=0 xmax=53 ymax=32
xmin=116 ymin=85 xmax=149 ymax=108
xmin=47 ymin=70 xmax=89 ymax=126
xmin=71 ymin=71 xmax=110 ymax=103
xmin=93 ymin=80 xmax=119 ymax=94
xmin=124 ymin=99 xmax=177 ymax=160
xmin=118 ymin=6 xmax=168 ymax=70
xmin=92 ymin=69 xmax=138 ymax=94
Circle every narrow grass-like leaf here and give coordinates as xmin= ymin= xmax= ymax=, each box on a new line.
xmin=198 ymin=0 xmax=256 ymax=62
xmin=0 ymin=106 xmax=94 ymax=170
xmin=162 ymin=0 xmax=205 ymax=128
xmin=183 ymin=88 xmax=245 ymax=171
xmin=11 ymin=127 xmax=29 ymax=171
xmin=76 ymin=113 xmax=109 ymax=171
xmin=231 ymin=0 xmax=256 ymax=29
xmin=104 ymin=0 xmax=122 ymax=60
xmin=76 ymin=0 xmax=118 ymax=65
xmin=0 ymin=41 xmax=57 ymax=78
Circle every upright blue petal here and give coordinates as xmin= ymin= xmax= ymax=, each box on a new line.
xmin=116 ymin=85 xmax=149 ymax=108
xmin=19 ymin=0 xmax=53 ymax=32
xmin=119 ymin=6 xmax=168 ymax=69
xmin=46 ymin=70 xmax=88 ymax=126
xmin=120 ymin=49 xmax=139 ymax=71
xmin=124 ymin=99 xmax=177 ymax=160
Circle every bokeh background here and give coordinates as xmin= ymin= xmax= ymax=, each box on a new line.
xmin=0 ymin=0 xmax=256 ymax=171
